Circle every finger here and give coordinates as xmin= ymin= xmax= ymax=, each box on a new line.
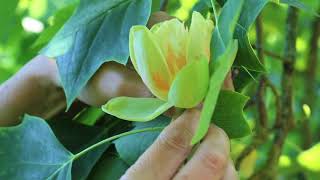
xmin=174 ymin=125 xmax=230 ymax=180
xmin=121 ymin=109 xmax=200 ymax=180
xmin=222 ymin=160 xmax=238 ymax=180
xmin=78 ymin=62 xmax=151 ymax=106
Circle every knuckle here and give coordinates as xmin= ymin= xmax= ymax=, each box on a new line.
xmin=200 ymin=151 xmax=228 ymax=171
xmin=157 ymin=123 xmax=193 ymax=152
xmin=121 ymin=163 xmax=143 ymax=180
xmin=208 ymin=126 xmax=230 ymax=150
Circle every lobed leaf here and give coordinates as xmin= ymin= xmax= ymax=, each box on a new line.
xmin=213 ymin=90 xmax=251 ymax=138
xmin=44 ymin=0 xmax=152 ymax=108
xmin=0 ymin=115 xmax=74 ymax=180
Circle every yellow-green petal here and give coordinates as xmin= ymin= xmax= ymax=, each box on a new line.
xmin=129 ymin=26 xmax=172 ymax=100
xmin=102 ymin=97 xmax=173 ymax=122
xmin=168 ymin=57 xmax=209 ymax=108
xmin=151 ymin=19 xmax=188 ymax=77
xmin=187 ymin=11 xmax=214 ymax=63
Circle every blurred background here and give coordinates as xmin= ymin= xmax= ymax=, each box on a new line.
xmin=0 ymin=0 xmax=319 ymax=179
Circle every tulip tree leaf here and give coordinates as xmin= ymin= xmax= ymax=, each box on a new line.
xmin=213 ymin=90 xmax=251 ymax=138
xmin=168 ymin=58 xmax=209 ymax=108
xmin=102 ymin=97 xmax=173 ymax=122
xmin=114 ymin=116 xmax=170 ymax=165
xmin=0 ymin=115 xmax=74 ymax=180
xmin=233 ymin=0 xmax=269 ymax=90
xmin=192 ymin=41 xmax=238 ymax=145
xmin=49 ymin=119 xmax=111 ymax=180
xmin=43 ymin=0 xmax=152 ymax=108
xmin=210 ymin=0 xmax=244 ymax=61
xmin=233 ymin=0 xmax=268 ymax=72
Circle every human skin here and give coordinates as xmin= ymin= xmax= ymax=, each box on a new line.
xmin=0 ymin=12 xmax=237 ymax=179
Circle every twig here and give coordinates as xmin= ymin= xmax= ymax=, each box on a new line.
xmin=302 ymin=7 xmax=320 ymax=149
xmin=160 ymin=0 xmax=169 ymax=11
xmin=236 ymin=15 xmax=269 ymax=170
xmin=251 ymin=44 xmax=288 ymax=62
xmin=250 ymin=7 xmax=298 ymax=180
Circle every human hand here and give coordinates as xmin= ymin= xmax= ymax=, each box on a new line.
xmin=121 ymin=109 xmax=238 ymax=180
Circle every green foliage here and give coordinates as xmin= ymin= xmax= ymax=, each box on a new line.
xmin=33 ymin=4 xmax=77 ymax=49
xmin=213 ymin=90 xmax=251 ymax=138
xmin=1 ymin=0 xmax=320 ymax=179
xmin=0 ymin=0 xmax=19 ymax=44
xmin=210 ymin=0 xmax=244 ymax=61
xmin=0 ymin=115 xmax=164 ymax=179
xmin=192 ymin=0 xmax=245 ymax=145
xmin=115 ymin=116 xmax=170 ymax=165
xmin=88 ymin=154 xmax=129 ymax=180
xmin=0 ymin=115 xmax=73 ymax=179
xmin=45 ymin=0 xmax=152 ymax=108
xmin=192 ymin=41 xmax=240 ymax=144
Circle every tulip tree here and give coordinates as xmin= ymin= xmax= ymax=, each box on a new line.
xmin=0 ymin=0 xmax=318 ymax=179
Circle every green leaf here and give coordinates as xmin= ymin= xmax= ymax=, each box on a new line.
xmin=233 ymin=67 xmax=260 ymax=91
xmin=233 ymin=0 xmax=269 ymax=90
xmin=192 ymin=0 xmax=212 ymax=17
xmin=0 ymin=0 xmax=19 ymax=44
xmin=32 ymin=4 xmax=77 ymax=49
xmin=115 ymin=116 xmax=170 ymax=165
xmin=45 ymin=0 xmax=152 ymax=108
xmin=297 ymin=143 xmax=320 ymax=172
xmin=233 ymin=0 xmax=268 ymax=72
xmin=280 ymin=0 xmax=320 ymax=16
xmin=89 ymin=154 xmax=129 ymax=180
xmin=102 ymin=97 xmax=173 ymax=122
xmin=213 ymin=90 xmax=251 ymax=138
xmin=210 ymin=0 xmax=244 ymax=61
xmin=49 ymin=120 xmax=111 ymax=180
xmin=168 ymin=58 xmax=209 ymax=108
xmin=74 ymin=107 xmax=105 ymax=126
xmin=192 ymin=41 xmax=238 ymax=145
xmin=0 ymin=115 xmax=74 ymax=179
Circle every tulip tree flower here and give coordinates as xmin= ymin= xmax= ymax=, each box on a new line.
xmin=102 ymin=12 xmax=214 ymax=122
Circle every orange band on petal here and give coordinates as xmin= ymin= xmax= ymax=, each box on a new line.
xmin=152 ymin=73 xmax=170 ymax=91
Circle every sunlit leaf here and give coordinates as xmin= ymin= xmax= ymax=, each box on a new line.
xmin=297 ymin=143 xmax=320 ymax=172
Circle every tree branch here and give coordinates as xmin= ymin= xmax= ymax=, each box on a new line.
xmin=302 ymin=7 xmax=320 ymax=149
xmin=250 ymin=7 xmax=298 ymax=179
